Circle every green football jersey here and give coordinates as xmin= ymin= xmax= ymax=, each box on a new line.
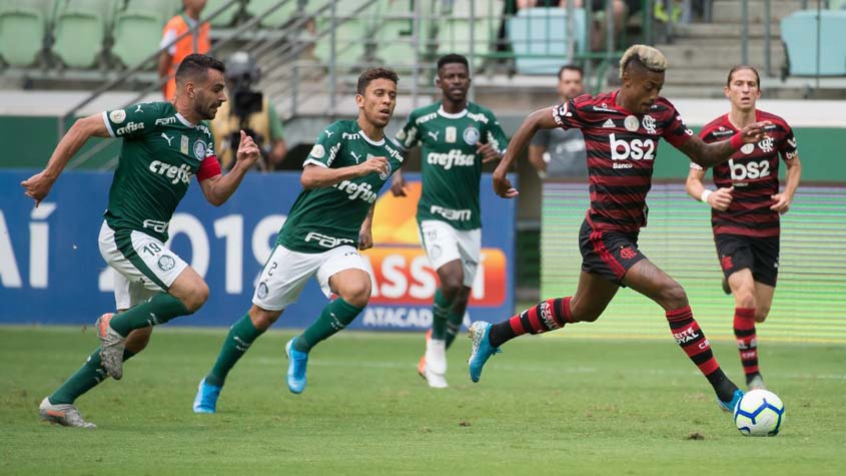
xmin=277 ymin=120 xmax=405 ymax=253
xmin=102 ymin=102 xmax=216 ymax=242
xmin=396 ymin=101 xmax=508 ymax=230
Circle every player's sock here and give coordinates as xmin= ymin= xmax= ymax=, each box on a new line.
xmin=733 ymin=307 xmax=760 ymax=382
xmin=294 ymin=298 xmax=364 ymax=352
xmin=204 ymin=313 xmax=266 ymax=387
xmin=49 ymin=348 xmax=137 ymax=405
xmin=109 ymin=292 xmax=191 ymax=337
xmin=444 ymin=308 xmax=464 ymax=349
xmin=666 ymin=306 xmax=737 ymax=401
xmin=431 ymin=288 xmax=451 ymax=341
xmin=488 ymin=297 xmax=573 ymax=348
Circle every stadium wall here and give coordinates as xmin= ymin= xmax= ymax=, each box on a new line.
xmin=0 ymin=172 xmax=515 ymax=330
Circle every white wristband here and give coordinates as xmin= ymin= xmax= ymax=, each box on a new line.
xmin=700 ymin=189 xmax=713 ymax=204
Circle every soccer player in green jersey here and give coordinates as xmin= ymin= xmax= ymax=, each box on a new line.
xmin=193 ymin=67 xmax=403 ymax=411
xmin=391 ymin=54 xmax=509 ymax=388
xmin=23 ymin=54 xmax=261 ymax=428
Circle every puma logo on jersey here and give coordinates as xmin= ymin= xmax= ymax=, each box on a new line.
xmin=161 ymin=133 xmax=174 ymax=146
xmin=325 ymin=130 xmax=335 ymax=138
xmin=135 ymin=105 xmax=143 ymax=113
xmin=351 ymin=152 xmax=362 ymax=163
xmin=427 ymin=130 xmax=440 ymax=141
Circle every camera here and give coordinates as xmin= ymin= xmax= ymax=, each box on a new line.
xmin=225 ymin=52 xmax=266 ymax=168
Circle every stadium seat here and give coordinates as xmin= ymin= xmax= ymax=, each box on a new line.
xmin=372 ymin=0 xmax=435 ymax=67
xmin=781 ymin=10 xmax=846 ymax=76
xmin=246 ymin=0 xmax=311 ymax=29
xmin=111 ymin=7 xmax=167 ymax=69
xmin=435 ymin=0 xmax=504 ymax=70
xmin=204 ymin=0 xmax=241 ymax=27
xmin=830 ymin=0 xmax=846 ymax=10
xmin=0 ymin=0 xmax=55 ymax=67
xmin=52 ymin=0 xmax=117 ymax=68
xmin=507 ymin=7 xmax=587 ymax=75
xmin=313 ymin=0 xmax=374 ymax=65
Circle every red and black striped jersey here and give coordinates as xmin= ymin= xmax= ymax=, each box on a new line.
xmin=695 ymin=110 xmax=797 ymax=238
xmin=552 ymin=90 xmax=693 ymax=233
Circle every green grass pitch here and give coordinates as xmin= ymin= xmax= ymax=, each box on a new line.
xmin=1 ymin=325 xmax=845 ymax=475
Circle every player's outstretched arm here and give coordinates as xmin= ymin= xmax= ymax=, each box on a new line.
xmin=686 ymin=166 xmax=733 ymax=211
xmin=200 ymin=131 xmax=260 ymax=206
xmin=772 ymin=154 xmax=802 ymax=214
xmin=492 ymin=106 xmax=558 ymax=198
xmin=21 ymin=113 xmax=110 ymax=207
xmin=301 ymin=157 xmax=389 ymax=189
xmin=678 ymin=121 xmax=771 ymax=168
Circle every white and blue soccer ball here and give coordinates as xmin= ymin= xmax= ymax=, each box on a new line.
xmin=733 ymin=389 xmax=785 ymax=436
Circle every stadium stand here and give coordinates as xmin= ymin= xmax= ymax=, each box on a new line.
xmin=507 ymin=7 xmax=588 ymax=75
xmin=780 ymin=9 xmax=846 ymax=76
xmin=0 ymin=0 xmax=55 ymax=67
xmin=52 ymin=0 xmax=119 ymax=69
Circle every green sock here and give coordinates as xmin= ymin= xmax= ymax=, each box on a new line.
xmin=49 ymin=348 xmax=137 ymax=405
xmin=431 ymin=288 xmax=451 ymax=341
xmin=205 ymin=313 xmax=265 ymax=387
xmin=294 ymin=298 xmax=363 ymax=352
xmin=445 ymin=309 xmax=464 ymax=349
xmin=109 ymin=292 xmax=191 ymax=337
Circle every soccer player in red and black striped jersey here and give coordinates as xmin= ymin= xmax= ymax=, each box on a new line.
xmin=686 ymin=66 xmax=802 ymax=391
xmin=468 ymin=45 xmax=772 ymax=413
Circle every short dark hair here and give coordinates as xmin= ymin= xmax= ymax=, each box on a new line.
xmin=175 ymin=54 xmax=226 ymax=86
xmin=558 ymin=64 xmax=583 ymax=79
xmin=437 ymin=53 xmax=469 ymax=71
xmin=726 ymin=65 xmax=760 ymax=87
xmin=356 ymin=67 xmax=399 ymax=95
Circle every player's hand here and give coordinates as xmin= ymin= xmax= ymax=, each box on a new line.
xmin=770 ymin=192 xmax=791 ymax=214
xmin=739 ymin=121 xmax=772 ymax=144
xmin=358 ymin=156 xmax=389 ymax=178
xmin=477 ymin=142 xmax=502 ymax=164
xmin=708 ymin=187 xmax=734 ymax=211
xmin=21 ymin=171 xmax=55 ymax=208
xmin=235 ymin=130 xmax=261 ymax=168
xmin=492 ymin=163 xmax=518 ymax=198
xmin=358 ymin=227 xmax=373 ymax=250
xmin=390 ymin=172 xmax=407 ymax=197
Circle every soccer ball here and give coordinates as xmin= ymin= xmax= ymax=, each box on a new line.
xmin=733 ymin=389 xmax=785 ymax=436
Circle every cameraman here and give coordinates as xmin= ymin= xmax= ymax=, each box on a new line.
xmin=211 ymin=52 xmax=288 ymax=171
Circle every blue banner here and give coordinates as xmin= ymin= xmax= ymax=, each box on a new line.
xmin=0 ymin=171 xmax=515 ymax=330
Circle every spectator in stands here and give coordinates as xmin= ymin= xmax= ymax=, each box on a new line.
xmin=528 ymin=65 xmax=588 ymax=178
xmin=159 ymin=0 xmax=210 ymax=100
xmin=210 ymin=52 xmax=288 ymax=172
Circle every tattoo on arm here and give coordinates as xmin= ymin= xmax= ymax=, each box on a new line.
xmin=679 ymin=136 xmax=736 ymax=168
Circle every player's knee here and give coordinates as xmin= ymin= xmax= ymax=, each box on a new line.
xmin=569 ymin=297 xmax=602 ymax=322
xmin=182 ymin=282 xmax=210 ymax=313
xmin=339 ymin=280 xmax=371 ymax=308
xmin=735 ymin=291 xmax=756 ymax=310
xmin=440 ymin=274 xmax=464 ymax=298
xmin=660 ymin=283 xmax=688 ymax=310
xmin=249 ymin=305 xmax=282 ymax=330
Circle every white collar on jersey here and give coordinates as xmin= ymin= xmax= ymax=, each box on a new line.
xmin=358 ymin=129 xmax=385 ymax=146
xmin=437 ymin=105 xmax=468 ymax=119
xmin=175 ymin=113 xmax=195 ymax=128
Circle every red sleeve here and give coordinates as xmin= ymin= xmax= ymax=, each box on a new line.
xmin=660 ymin=102 xmax=694 ymax=149
xmin=196 ymin=156 xmax=222 ymax=182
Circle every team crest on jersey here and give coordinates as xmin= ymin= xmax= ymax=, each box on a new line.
xmin=624 ymin=115 xmax=639 ymax=132
xmin=758 ymin=136 xmax=774 ymax=153
xmin=193 ymin=140 xmax=207 ymax=160
xmin=445 ymin=126 xmax=457 ymax=143
xmin=157 ymin=255 xmax=175 ymax=272
xmin=310 ymin=144 xmax=326 ymax=159
xmin=740 ymin=143 xmax=755 ymax=155
xmin=109 ymin=110 xmax=126 ymax=124
xmin=463 ymin=126 xmax=480 ymax=145
xmin=642 ymin=115 xmax=657 ymax=134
